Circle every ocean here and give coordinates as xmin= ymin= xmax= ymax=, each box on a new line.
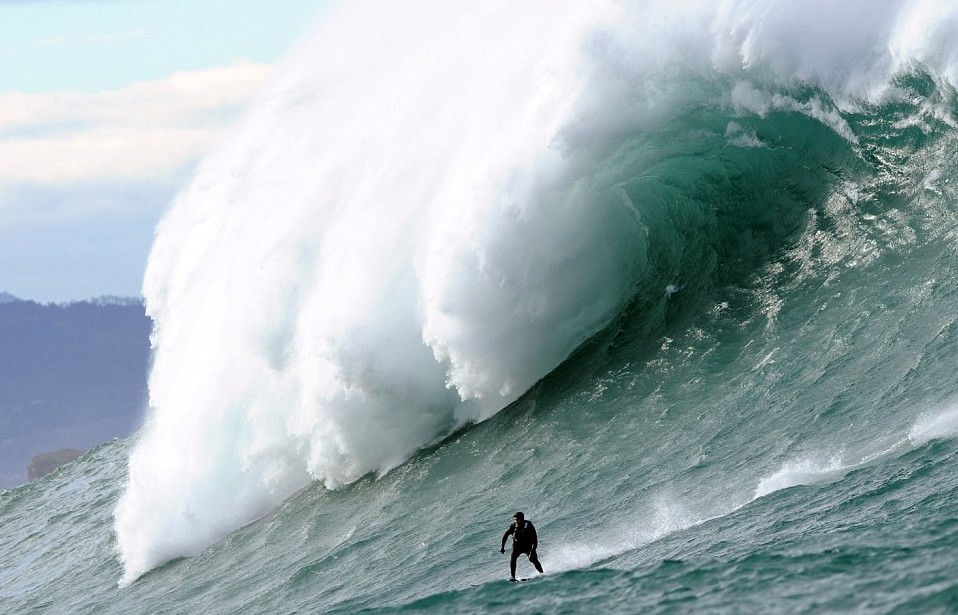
xmin=4 ymin=1 xmax=958 ymax=612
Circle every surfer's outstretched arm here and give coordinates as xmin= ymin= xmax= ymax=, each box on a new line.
xmin=500 ymin=524 xmax=514 ymax=553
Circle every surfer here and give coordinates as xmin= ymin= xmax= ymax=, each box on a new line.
xmin=500 ymin=511 xmax=544 ymax=581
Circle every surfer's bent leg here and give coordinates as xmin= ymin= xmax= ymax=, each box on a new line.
xmin=509 ymin=549 xmax=520 ymax=579
xmin=529 ymin=549 xmax=543 ymax=574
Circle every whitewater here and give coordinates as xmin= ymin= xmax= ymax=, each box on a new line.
xmin=5 ymin=0 xmax=958 ymax=612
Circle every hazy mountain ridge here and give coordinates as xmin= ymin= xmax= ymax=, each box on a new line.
xmin=0 ymin=296 xmax=151 ymax=488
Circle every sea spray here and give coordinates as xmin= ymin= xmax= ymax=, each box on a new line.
xmin=115 ymin=0 xmax=958 ymax=586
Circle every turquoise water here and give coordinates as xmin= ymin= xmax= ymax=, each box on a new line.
xmin=5 ymin=1 xmax=958 ymax=612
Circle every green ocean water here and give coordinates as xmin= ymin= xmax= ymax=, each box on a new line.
xmin=4 ymin=2 xmax=958 ymax=613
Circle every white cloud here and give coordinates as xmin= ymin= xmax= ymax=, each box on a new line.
xmin=0 ymin=61 xmax=272 ymax=187
xmin=0 ymin=126 xmax=215 ymax=184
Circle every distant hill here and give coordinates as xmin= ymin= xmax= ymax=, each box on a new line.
xmin=0 ymin=297 xmax=152 ymax=489
xmin=27 ymin=448 xmax=84 ymax=481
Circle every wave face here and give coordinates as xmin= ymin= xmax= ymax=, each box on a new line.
xmin=112 ymin=0 xmax=958 ymax=587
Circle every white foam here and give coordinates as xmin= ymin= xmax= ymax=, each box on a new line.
xmin=753 ymin=456 xmax=848 ymax=499
xmin=546 ymin=496 xmax=705 ymax=573
xmin=751 ymin=424 xmax=940 ymax=501
xmin=909 ymin=405 xmax=958 ymax=445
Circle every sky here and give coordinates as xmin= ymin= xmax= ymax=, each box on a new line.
xmin=0 ymin=0 xmax=329 ymax=302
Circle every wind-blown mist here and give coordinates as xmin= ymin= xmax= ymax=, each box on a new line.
xmin=114 ymin=0 xmax=958 ymax=586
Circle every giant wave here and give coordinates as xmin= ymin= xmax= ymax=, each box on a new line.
xmin=113 ymin=0 xmax=958 ymax=587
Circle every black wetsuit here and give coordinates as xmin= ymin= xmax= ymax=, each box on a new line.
xmin=501 ymin=519 xmax=544 ymax=579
